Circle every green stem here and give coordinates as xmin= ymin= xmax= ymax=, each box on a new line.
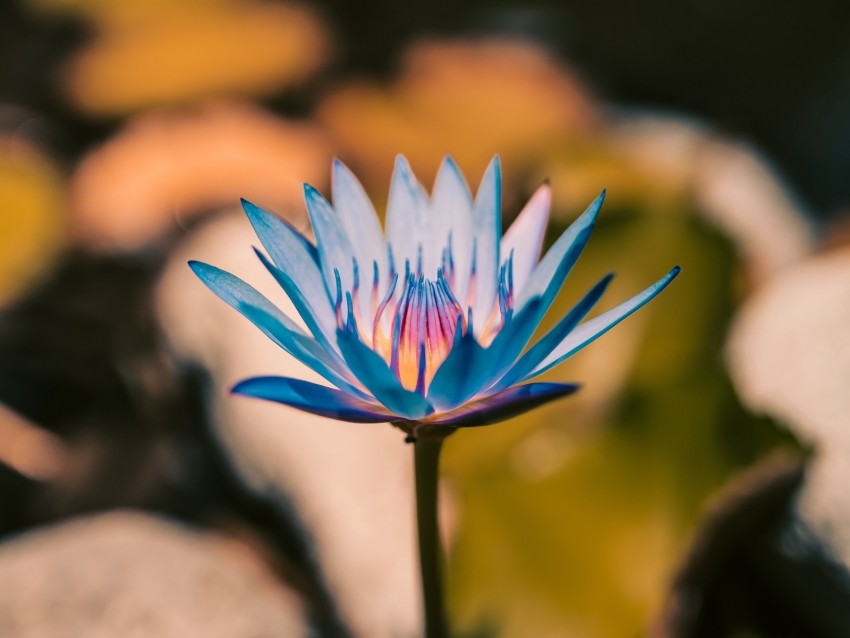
xmin=414 ymin=436 xmax=449 ymax=638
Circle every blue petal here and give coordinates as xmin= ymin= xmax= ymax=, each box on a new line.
xmin=492 ymin=273 xmax=614 ymax=392
xmin=387 ymin=155 xmax=431 ymax=283
xmin=425 ymin=325 xmax=488 ymax=410
xmin=526 ymin=266 xmax=681 ymax=379
xmin=514 ymin=191 xmax=604 ymax=312
xmin=427 ymin=297 xmax=545 ymax=410
xmin=470 ymin=155 xmax=502 ymax=334
xmin=336 ymin=329 xmax=434 ymax=420
xmin=304 ymin=184 xmax=358 ymax=305
xmin=189 ymin=261 xmax=365 ymax=398
xmin=429 ymin=382 xmax=580 ymax=427
xmin=254 ymin=248 xmax=339 ymax=355
xmin=240 ymin=199 xmax=337 ymax=334
xmin=232 ymin=376 xmax=391 ymax=423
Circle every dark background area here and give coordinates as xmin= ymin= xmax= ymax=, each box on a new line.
xmin=3 ymin=0 xmax=850 ymax=214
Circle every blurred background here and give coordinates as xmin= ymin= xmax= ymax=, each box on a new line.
xmin=1 ymin=0 xmax=850 ymax=636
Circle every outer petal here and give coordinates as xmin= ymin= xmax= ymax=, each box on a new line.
xmin=386 ymin=156 xmax=431 ymax=285
xmin=304 ymin=184 xmax=358 ymax=305
xmin=527 ymin=266 xmax=682 ymax=379
xmin=469 ymin=156 xmax=502 ymax=332
xmin=255 ymin=249 xmax=339 ymax=355
xmin=500 ymin=183 xmax=551 ymax=292
xmin=427 ymin=297 xmax=545 ymax=410
xmin=493 ymin=273 xmax=614 ymax=392
xmin=189 ymin=261 xmax=365 ymax=398
xmin=336 ymin=329 xmax=434 ymax=420
xmin=425 ymin=323 xmax=488 ymax=410
xmin=232 ymin=376 xmax=391 ymax=423
xmin=428 ymin=382 xmax=580 ymax=427
xmin=514 ymin=190 xmax=604 ymax=311
xmin=241 ymin=199 xmax=336 ymax=335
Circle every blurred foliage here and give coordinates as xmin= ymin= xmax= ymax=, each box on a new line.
xmin=0 ymin=143 xmax=65 ymax=305
xmin=442 ymin=202 xmax=801 ymax=638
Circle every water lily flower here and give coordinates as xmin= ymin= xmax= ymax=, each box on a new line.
xmin=190 ymin=156 xmax=679 ymax=433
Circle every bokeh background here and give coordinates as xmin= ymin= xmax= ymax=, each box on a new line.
xmin=2 ymin=1 xmax=850 ymax=637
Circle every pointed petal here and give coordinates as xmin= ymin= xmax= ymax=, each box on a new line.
xmin=426 ymin=327 xmax=488 ymax=410
xmin=431 ymin=156 xmax=473 ymax=307
xmin=515 ymin=190 xmax=605 ymax=311
xmin=501 ymin=183 xmax=551 ymax=292
xmin=332 ymin=159 xmax=388 ymax=315
xmin=527 ymin=266 xmax=681 ymax=379
xmin=232 ymin=376 xmax=390 ymax=423
xmin=429 ymin=382 xmax=580 ymax=427
xmin=470 ymin=156 xmax=502 ymax=332
xmin=255 ymin=248 xmax=339 ymax=355
xmin=336 ymin=329 xmax=434 ymax=420
xmin=386 ymin=156 xmax=431 ymax=283
xmin=431 ymin=156 xmax=473 ymax=280
xmin=189 ymin=261 xmax=365 ymax=398
xmin=427 ymin=296 xmax=545 ymax=410
xmin=240 ymin=199 xmax=336 ymax=333
xmin=304 ymin=184 xmax=358 ymax=302
xmin=493 ymin=273 xmax=614 ymax=392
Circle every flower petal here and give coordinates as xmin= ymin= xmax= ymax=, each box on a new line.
xmin=432 ymin=157 xmax=475 ymax=309
xmin=493 ymin=273 xmax=614 ymax=392
xmin=386 ymin=155 xmax=431 ymax=283
xmin=332 ymin=159 xmax=389 ymax=317
xmin=304 ymin=183 xmax=358 ymax=304
xmin=240 ymin=199 xmax=336 ymax=334
xmin=425 ymin=323 xmax=488 ymax=410
xmin=429 ymin=382 xmax=580 ymax=427
xmin=501 ymin=182 xmax=551 ymax=292
xmin=430 ymin=156 xmax=473 ymax=280
xmin=232 ymin=376 xmax=391 ymax=423
xmin=470 ymin=156 xmax=502 ymax=334
xmin=526 ymin=266 xmax=682 ymax=379
xmin=189 ymin=261 xmax=365 ymax=397
xmin=427 ymin=297 xmax=545 ymax=410
xmin=254 ymin=248 xmax=339 ymax=355
xmin=514 ymin=190 xmax=604 ymax=312
xmin=336 ymin=328 xmax=434 ymax=420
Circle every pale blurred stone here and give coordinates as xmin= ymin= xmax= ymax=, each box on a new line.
xmin=0 ymin=511 xmax=306 ymax=638
xmin=156 ymin=211 xmax=431 ymax=638
xmin=727 ymin=247 xmax=850 ymax=565
xmin=560 ymin=116 xmax=815 ymax=284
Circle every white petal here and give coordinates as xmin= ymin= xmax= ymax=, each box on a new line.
xmin=430 ymin=156 xmax=473 ymax=282
xmin=332 ymin=159 xmax=387 ymax=317
xmin=501 ymin=183 xmax=551 ymax=292
xmin=470 ymin=156 xmax=502 ymax=332
xmin=386 ymin=156 xmax=430 ymax=288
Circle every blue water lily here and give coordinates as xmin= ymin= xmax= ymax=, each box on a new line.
xmin=190 ymin=156 xmax=679 ymax=429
